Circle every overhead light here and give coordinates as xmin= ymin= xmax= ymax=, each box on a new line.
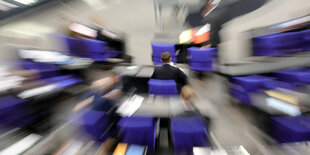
xmin=14 ymin=0 xmax=38 ymax=5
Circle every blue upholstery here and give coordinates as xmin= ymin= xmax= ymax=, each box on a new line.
xmin=188 ymin=47 xmax=217 ymax=71
xmin=253 ymin=31 xmax=303 ymax=56
xmin=0 ymin=96 xmax=27 ymax=125
xmin=22 ymin=60 xmax=60 ymax=78
xmin=80 ymin=37 xmax=120 ymax=61
xmin=54 ymin=77 xmax=82 ymax=89
xmin=301 ymin=29 xmax=310 ymax=51
xmin=151 ymin=43 xmax=176 ymax=65
xmin=271 ymin=115 xmax=310 ymax=143
xmin=80 ymin=37 xmax=109 ymax=62
xmin=230 ymin=75 xmax=275 ymax=104
xmin=274 ymin=69 xmax=310 ymax=84
xmin=43 ymin=75 xmax=74 ymax=83
xmin=117 ymin=116 xmax=157 ymax=151
xmin=74 ymin=110 xmax=114 ymax=141
xmin=171 ymin=116 xmax=208 ymax=153
xmin=263 ymin=79 xmax=297 ymax=90
xmin=232 ymin=75 xmax=275 ymax=92
xmin=148 ymin=79 xmax=178 ymax=95
xmin=229 ymin=86 xmax=251 ymax=104
xmin=55 ymin=34 xmax=84 ymax=57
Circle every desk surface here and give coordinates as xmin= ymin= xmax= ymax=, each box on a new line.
xmin=114 ymin=65 xmax=156 ymax=78
xmin=117 ymin=94 xmax=200 ymax=117
xmin=113 ymin=65 xmax=143 ymax=77
xmin=250 ymin=93 xmax=301 ymax=116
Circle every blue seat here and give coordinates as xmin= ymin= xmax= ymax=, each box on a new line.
xmin=73 ymin=110 xmax=115 ymax=141
xmin=230 ymin=75 xmax=275 ymax=104
xmin=188 ymin=47 xmax=217 ymax=71
xmin=151 ymin=43 xmax=176 ymax=65
xmin=171 ymin=116 xmax=208 ymax=153
xmin=53 ymin=77 xmax=82 ymax=89
xmin=43 ymin=75 xmax=74 ymax=83
xmin=273 ymin=69 xmax=310 ymax=84
xmin=232 ymin=75 xmax=275 ymax=92
xmin=22 ymin=60 xmax=61 ymax=78
xmin=253 ymin=32 xmax=303 ymax=56
xmin=229 ymin=86 xmax=251 ymax=104
xmin=277 ymin=32 xmax=303 ymax=54
xmin=263 ymin=79 xmax=297 ymax=90
xmin=21 ymin=60 xmax=82 ymax=90
xmin=148 ymin=79 xmax=178 ymax=95
xmin=117 ymin=116 xmax=157 ymax=151
xmin=80 ymin=37 xmax=109 ymax=62
xmin=270 ymin=115 xmax=310 ymax=143
xmin=54 ymin=34 xmax=84 ymax=57
xmin=253 ymin=33 xmax=282 ymax=56
xmin=0 ymin=96 xmax=28 ymax=125
xmin=301 ymin=29 xmax=310 ymax=51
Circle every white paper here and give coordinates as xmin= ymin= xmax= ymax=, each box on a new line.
xmin=18 ymin=84 xmax=57 ymax=99
xmin=0 ymin=133 xmax=41 ymax=155
xmin=266 ymin=97 xmax=301 ymax=116
xmin=117 ymin=95 xmax=144 ymax=116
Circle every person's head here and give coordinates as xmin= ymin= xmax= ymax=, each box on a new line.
xmin=160 ymin=52 xmax=172 ymax=64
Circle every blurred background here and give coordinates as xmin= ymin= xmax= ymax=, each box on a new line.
xmin=0 ymin=0 xmax=309 ymax=154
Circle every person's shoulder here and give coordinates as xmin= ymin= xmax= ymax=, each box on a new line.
xmin=154 ymin=66 xmax=162 ymax=71
xmin=168 ymin=64 xmax=181 ymax=71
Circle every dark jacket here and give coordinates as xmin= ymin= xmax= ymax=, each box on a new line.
xmin=151 ymin=64 xmax=188 ymax=92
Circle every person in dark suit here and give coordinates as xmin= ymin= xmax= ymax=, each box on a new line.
xmin=151 ymin=52 xmax=188 ymax=93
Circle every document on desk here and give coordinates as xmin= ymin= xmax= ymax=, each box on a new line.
xmin=193 ymin=147 xmax=228 ymax=155
xmin=116 ymin=95 xmax=144 ymax=116
xmin=0 ymin=133 xmax=41 ymax=155
xmin=18 ymin=84 xmax=57 ymax=99
xmin=266 ymin=97 xmax=301 ymax=116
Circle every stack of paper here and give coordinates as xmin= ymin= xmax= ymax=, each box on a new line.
xmin=116 ymin=95 xmax=144 ymax=116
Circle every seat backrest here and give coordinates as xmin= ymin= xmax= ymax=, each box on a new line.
xmin=22 ymin=60 xmax=58 ymax=71
xmin=188 ymin=47 xmax=216 ymax=62
xmin=232 ymin=75 xmax=274 ymax=92
xmin=171 ymin=116 xmax=208 ymax=152
xmin=55 ymin=34 xmax=83 ymax=56
xmin=80 ymin=37 xmax=108 ymax=53
xmin=148 ymin=79 xmax=178 ymax=95
xmin=151 ymin=43 xmax=175 ymax=57
xmin=117 ymin=116 xmax=156 ymax=151
xmin=274 ymin=69 xmax=310 ymax=84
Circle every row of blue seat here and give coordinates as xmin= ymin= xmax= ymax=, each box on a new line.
xmin=21 ymin=59 xmax=83 ymax=89
xmin=0 ymin=75 xmax=82 ymax=127
xmin=0 ymin=59 xmax=82 ymax=127
xmin=151 ymin=43 xmax=217 ymax=71
xmin=72 ymin=109 xmax=209 ymax=153
xmin=253 ymin=29 xmax=310 ymax=56
xmin=148 ymin=79 xmax=178 ymax=95
xmin=229 ymin=68 xmax=310 ymax=143
xmin=56 ymin=34 xmax=119 ymax=62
